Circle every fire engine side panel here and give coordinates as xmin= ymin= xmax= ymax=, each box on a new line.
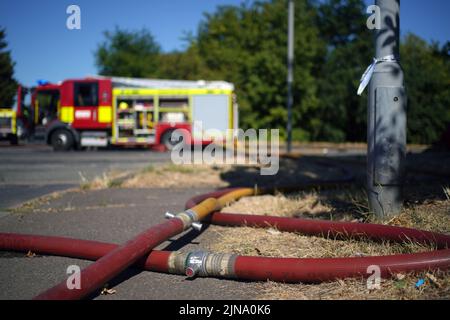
xmin=59 ymin=79 xmax=112 ymax=129
xmin=59 ymin=82 xmax=74 ymax=123
xmin=191 ymin=94 xmax=230 ymax=142
xmin=111 ymin=88 xmax=234 ymax=146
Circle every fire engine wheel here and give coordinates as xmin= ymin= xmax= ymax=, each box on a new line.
xmin=51 ymin=129 xmax=74 ymax=151
xmin=161 ymin=129 xmax=182 ymax=151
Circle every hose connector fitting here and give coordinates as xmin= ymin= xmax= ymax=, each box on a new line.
xmin=164 ymin=210 xmax=202 ymax=231
xmin=185 ymin=251 xmax=208 ymax=278
xmin=191 ymin=222 xmax=203 ymax=231
xmin=168 ymin=250 xmax=237 ymax=279
xmin=164 ymin=212 xmax=175 ymax=219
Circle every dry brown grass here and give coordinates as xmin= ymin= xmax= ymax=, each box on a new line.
xmin=80 ymin=170 xmax=130 ymax=190
xmin=207 ymin=226 xmax=433 ymax=259
xmin=387 ymin=200 xmax=450 ymax=234
xmin=222 ymin=193 xmax=333 ymax=217
xmin=121 ymin=164 xmax=228 ymax=189
xmin=206 ymin=190 xmax=450 ymax=300
xmin=255 ymin=271 xmax=450 ymax=300
xmin=108 ymin=154 xmax=349 ymax=190
xmin=221 ymin=189 xmax=368 ymax=221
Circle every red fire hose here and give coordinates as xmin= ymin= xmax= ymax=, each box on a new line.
xmin=0 ymin=183 xmax=449 ymax=298
xmin=33 ymin=218 xmax=184 ymax=300
xmin=190 ymin=190 xmax=450 ymax=249
xmin=30 ymin=186 xmax=261 ymax=299
xmin=1 ymin=214 xmax=449 ymax=284
xmin=0 ymin=233 xmax=171 ymax=274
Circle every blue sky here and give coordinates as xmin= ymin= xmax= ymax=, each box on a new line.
xmin=0 ymin=0 xmax=448 ymax=87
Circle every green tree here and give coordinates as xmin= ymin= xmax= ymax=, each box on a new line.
xmin=155 ymin=43 xmax=213 ymax=80
xmin=95 ymin=27 xmax=161 ymax=77
xmin=314 ymin=0 xmax=372 ymax=142
xmin=93 ymin=1 xmax=449 ymax=145
xmin=314 ymin=1 xmax=449 ymax=144
xmin=195 ymin=0 xmax=324 ymax=138
xmin=0 ymin=28 xmax=18 ymax=107
xmin=401 ymin=34 xmax=450 ymax=144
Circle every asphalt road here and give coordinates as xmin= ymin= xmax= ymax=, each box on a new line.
xmin=0 ymin=143 xmax=171 ymax=211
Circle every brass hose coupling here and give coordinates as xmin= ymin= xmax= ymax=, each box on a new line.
xmin=168 ymin=250 xmax=237 ymax=279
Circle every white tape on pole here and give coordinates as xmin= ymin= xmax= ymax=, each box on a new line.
xmin=357 ymin=55 xmax=398 ymax=96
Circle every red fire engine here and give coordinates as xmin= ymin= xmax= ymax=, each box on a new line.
xmin=31 ymin=76 xmax=237 ymax=151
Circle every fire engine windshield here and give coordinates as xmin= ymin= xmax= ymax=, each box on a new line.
xmin=35 ymin=90 xmax=60 ymax=125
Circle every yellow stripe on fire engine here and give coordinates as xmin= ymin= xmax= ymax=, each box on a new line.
xmin=11 ymin=112 xmax=16 ymax=134
xmin=98 ymin=106 xmax=112 ymax=123
xmin=112 ymin=88 xmax=233 ymax=96
xmin=60 ymin=106 xmax=74 ymax=123
xmin=0 ymin=109 xmax=15 ymax=118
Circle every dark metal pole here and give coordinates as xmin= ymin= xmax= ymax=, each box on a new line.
xmin=367 ymin=0 xmax=406 ymax=218
xmin=286 ymin=0 xmax=294 ymax=153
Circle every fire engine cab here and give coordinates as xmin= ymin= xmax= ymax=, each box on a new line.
xmin=32 ymin=77 xmax=237 ymax=151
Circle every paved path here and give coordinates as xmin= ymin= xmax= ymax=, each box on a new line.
xmin=0 ymin=143 xmax=171 ymax=214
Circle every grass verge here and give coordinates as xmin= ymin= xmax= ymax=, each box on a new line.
xmin=206 ymin=189 xmax=450 ymax=300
